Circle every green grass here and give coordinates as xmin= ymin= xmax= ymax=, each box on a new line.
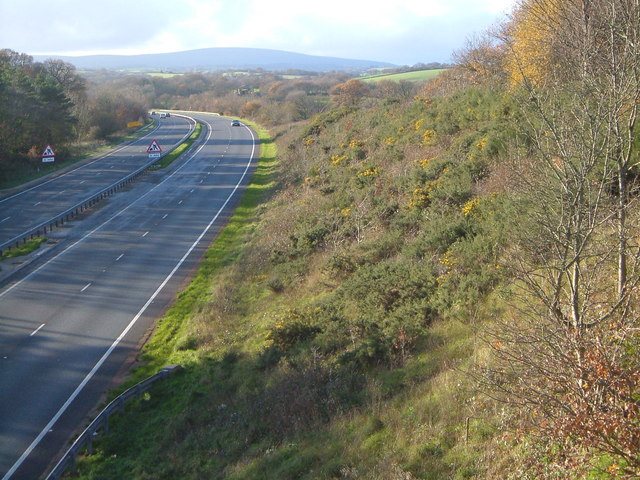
xmin=359 ymin=69 xmax=446 ymax=83
xmin=71 ymin=92 xmax=510 ymax=478
xmin=144 ymin=72 xmax=184 ymax=78
xmin=152 ymin=122 xmax=203 ymax=169
xmin=1 ymin=237 xmax=47 ymax=260
xmin=113 ymin=119 xmax=276 ymax=383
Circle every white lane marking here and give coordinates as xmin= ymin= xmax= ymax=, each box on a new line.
xmin=178 ymin=200 xmax=183 ymax=205
xmin=190 ymin=189 xmax=194 ymax=193
xmin=199 ymin=179 xmax=203 ymax=184
xmin=162 ymin=214 xmax=168 ymax=219
xmin=81 ymin=282 xmax=92 ymax=292
xmin=34 ymin=202 xmax=41 ymax=206
xmin=0 ymin=216 xmax=10 ymax=224
xmin=0 ymin=121 xmax=167 ymax=204
xmin=0 ymin=114 xmax=205 ymax=301
xmin=4 ymin=121 xmax=256 ymax=480
xmin=30 ymin=324 xmax=46 ymax=337
xmin=142 ymin=231 xmax=149 ymax=237
xmin=116 ymin=253 xmax=124 ymax=261
xmin=79 ymin=180 xmax=86 ymax=184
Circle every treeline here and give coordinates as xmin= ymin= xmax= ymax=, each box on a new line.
xmin=434 ymin=0 xmax=640 ymax=476
xmin=0 ymin=49 xmax=149 ymax=183
xmin=99 ymin=71 xmax=418 ymax=126
xmin=0 ymin=50 xmax=79 ymax=176
xmin=0 ymin=52 xmax=424 ymax=185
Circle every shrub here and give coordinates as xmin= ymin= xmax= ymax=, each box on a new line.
xmin=265 ymin=308 xmax=323 ymax=354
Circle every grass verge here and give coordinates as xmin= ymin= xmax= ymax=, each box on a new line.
xmin=1 ymin=237 xmax=47 ymax=261
xmin=116 ymin=119 xmax=275 ymax=384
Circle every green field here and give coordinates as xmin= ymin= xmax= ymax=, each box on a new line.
xmin=359 ymin=68 xmax=445 ymax=83
xmin=144 ymin=72 xmax=184 ymax=78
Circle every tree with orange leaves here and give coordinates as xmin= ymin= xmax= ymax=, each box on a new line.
xmin=328 ymin=79 xmax=369 ymax=107
xmin=482 ymin=0 xmax=640 ymax=475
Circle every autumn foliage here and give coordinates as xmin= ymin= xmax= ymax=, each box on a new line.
xmin=328 ymin=78 xmax=369 ymax=106
xmin=504 ymin=0 xmax=559 ymax=86
xmin=477 ymin=0 xmax=640 ymax=476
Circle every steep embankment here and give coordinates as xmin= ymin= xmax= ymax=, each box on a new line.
xmin=75 ymin=88 xmax=516 ymax=479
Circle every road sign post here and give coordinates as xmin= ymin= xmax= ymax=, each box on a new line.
xmin=41 ymin=144 xmax=55 ymax=163
xmin=146 ymin=139 xmax=162 ymax=159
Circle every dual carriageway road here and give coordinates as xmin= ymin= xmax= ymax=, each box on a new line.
xmin=0 ymin=112 xmax=258 ymax=479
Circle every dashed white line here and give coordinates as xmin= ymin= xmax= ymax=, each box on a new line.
xmin=81 ymin=282 xmax=92 ymax=292
xmin=178 ymin=200 xmax=183 ymax=205
xmin=79 ymin=180 xmax=86 ymax=184
xmin=0 ymin=127 xmax=158 ymax=205
xmin=34 ymin=202 xmax=41 ymax=206
xmin=30 ymin=324 xmax=46 ymax=337
xmin=116 ymin=253 xmax=124 ymax=261
xmin=0 ymin=117 xmax=255 ymax=480
xmin=162 ymin=214 xmax=168 ymax=219
xmin=142 ymin=231 xmax=149 ymax=237
xmin=190 ymin=189 xmax=195 ymax=193
xmin=0 ymin=216 xmax=10 ymax=224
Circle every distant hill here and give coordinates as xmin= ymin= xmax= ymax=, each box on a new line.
xmin=33 ymin=47 xmax=396 ymax=72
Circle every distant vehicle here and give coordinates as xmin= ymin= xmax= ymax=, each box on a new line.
xmin=231 ymin=119 xmax=241 ymax=126
xmin=159 ymin=112 xmax=167 ymax=118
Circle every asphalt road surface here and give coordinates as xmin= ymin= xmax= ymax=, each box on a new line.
xmin=0 ymin=113 xmax=258 ymax=479
xmin=0 ymin=114 xmax=195 ymax=248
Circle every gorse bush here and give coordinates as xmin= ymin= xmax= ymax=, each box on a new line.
xmin=76 ymin=83 xmax=521 ymax=479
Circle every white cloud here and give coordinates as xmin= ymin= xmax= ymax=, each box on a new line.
xmin=0 ymin=0 xmax=517 ymax=63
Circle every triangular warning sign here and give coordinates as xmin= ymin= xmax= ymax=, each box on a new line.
xmin=146 ymin=139 xmax=162 ymax=153
xmin=41 ymin=144 xmax=55 ymax=157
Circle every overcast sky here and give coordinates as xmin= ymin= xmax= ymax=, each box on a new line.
xmin=0 ymin=0 xmax=516 ymax=65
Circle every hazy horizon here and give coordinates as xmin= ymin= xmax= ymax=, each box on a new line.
xmin=0 ymin=0 xmax=516 ymax=65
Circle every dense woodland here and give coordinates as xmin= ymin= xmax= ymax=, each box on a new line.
xmin=4 ymin=0 xmax=639 ymax=478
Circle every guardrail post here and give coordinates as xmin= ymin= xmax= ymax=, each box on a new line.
xmin=1 ymin=116 xmax=199 ymax=257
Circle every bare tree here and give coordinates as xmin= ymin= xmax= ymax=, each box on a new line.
xmin=479 ymin=0 xmax=640 ymax=474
